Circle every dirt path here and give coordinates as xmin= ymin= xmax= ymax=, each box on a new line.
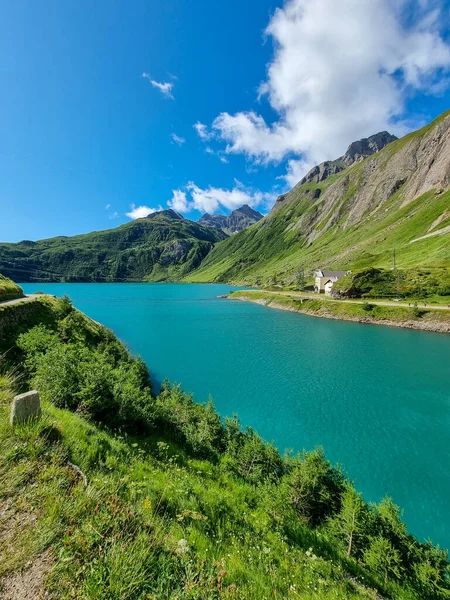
xmin=0 ymin=295 xmax=43 ymax=307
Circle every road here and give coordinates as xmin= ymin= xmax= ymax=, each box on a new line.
xmin=252 ymin=289 xmax=450 ymax=311
xmin=0 ymin=294 xmax=44 ymax=307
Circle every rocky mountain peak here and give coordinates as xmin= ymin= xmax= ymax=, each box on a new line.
xmin=198 ymin=204 xmax=263 ymax=235
xmin=297 ymin=130 xmax=398 ymax=188
xmin=146 ymin=209 xmax=184 ymax=221
xmin=342 ymin=131 xmax=398 ymax=166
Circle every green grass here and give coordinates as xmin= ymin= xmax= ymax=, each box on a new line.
xmin=0 ymin=400 xmax=433 ymax=600
xmin=229 ymin=291 xmax=450 ymax=329
xmin=0 ymin=274 xmax=24 ymax=301
xmin=1 ymin=294 xmax=448 ymax=598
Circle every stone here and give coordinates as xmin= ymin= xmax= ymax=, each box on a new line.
xmin=10 ymin=390 xmax=41 ymax=426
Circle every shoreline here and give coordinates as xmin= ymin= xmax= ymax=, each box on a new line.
xmin=228 ymin=292 xmax=450 ymax=334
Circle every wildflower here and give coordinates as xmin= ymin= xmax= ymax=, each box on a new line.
xmin=176 ymin=538 xmax=189 ymax=555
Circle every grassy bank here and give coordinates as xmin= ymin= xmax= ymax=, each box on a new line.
xmin=0 ymin=275 xmax=24 ymax=302
xmin=228 ymin=291 xmax=450 ymax=333
xmin=1 ymin=296 xmax=449 ymax=598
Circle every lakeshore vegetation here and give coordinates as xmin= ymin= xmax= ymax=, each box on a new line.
xmin=1 ymin=293 xmax=449 ymax=599
xmin=228 ymin=290 xmax=450 ymax=333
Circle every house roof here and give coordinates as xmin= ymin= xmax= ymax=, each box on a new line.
xmin=315 ymin=270 xmax=350 ymax=278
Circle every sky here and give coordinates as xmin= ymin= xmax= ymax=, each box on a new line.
xmin=1 ymin=0 xmax=450 ymax=242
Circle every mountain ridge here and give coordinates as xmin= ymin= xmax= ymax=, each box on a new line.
xmin=186 ymin=111 xmax=450 ymax=285
xmin=198 ymin=204 xmax=263 ymax=235
xmin=0 ymin=212 xmax=226 ymax=282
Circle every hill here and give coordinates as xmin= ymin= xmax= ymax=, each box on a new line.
xmin=0 ymin=274 xmax=23 ymax=302
xmin=0 ymin=210 xmax=226 ymax=283
xmin=186 ymin=111 xmax=450 ymax=285
xmin=198 ymin=204 xmax=264 ymax=235
xmin=0 ymin=294 xmax=448 ymax=599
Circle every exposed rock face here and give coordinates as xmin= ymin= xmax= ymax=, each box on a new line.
xmin=298 ymin=131 xmax=398 ymax=187
xmin=278 ymin=113 xmax=450 ymax=242
xmin=297 ymin=161 xmax=346 ymax=187
xmin=146 ymin=209 xmax=184 ymax=221
xmin=198 ymin=205 xmax=263 ymax=235
xmin=192 ymin=110 xmax=450 ymax=283
xmin=10 ymin=391 xmax=41 ymax=425
xmin=341 ymin=131 xmax=398 ymax=165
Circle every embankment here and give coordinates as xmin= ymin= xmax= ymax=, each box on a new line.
xmin=228 ymin=291 xmax=450 ymax=333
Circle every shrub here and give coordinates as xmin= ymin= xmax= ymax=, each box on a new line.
xmin=224 ymin=426 xmax=283 ymax=484
xmin=156 ymin=382 xmax=225 ymax=457
xmin=281 ymin=448 xmax=345 ymax=527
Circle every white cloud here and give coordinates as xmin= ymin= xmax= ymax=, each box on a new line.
xmin=142 ymin=73 xmax=175 ymax=99
xmin=126 ymin=204 xmax=162 ymax=219
xmin=109 ymin=211 xmax=119 ymax=220
xmin=283 ymin=158 xmax=314 ymax=188
xmin=210 ymin=0 xmax=450 ymax=181
xmin=168 ymin=190 xmax=190 ymax=212
xmin=204 ymin=146 xmax=229 ymax=163
xmin=168 ymin=181 xmax=276 ymax=215
xmin=105 ymin=203 xmax=111 ymax=210
xmin=171 ymin=133 xmax=185 ymax=146
xmin=193 ymin=121 xmax=212 ymax=140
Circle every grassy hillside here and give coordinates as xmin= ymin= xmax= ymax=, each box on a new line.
xmin=186 ymin=112 xmax=450 ymax=286
xmin=0 ymin=296 xmax=449 ymax=598
xmin=0 ymin=210 xmax=226 ymax=283
xmin=0 ymin=274 xmax=23 ymax=302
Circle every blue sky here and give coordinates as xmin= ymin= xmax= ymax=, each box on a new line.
xmin=1 ymin=0 xmax=450 ymax=242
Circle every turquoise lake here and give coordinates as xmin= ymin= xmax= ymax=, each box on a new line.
xmin=21 ymin=282 xmax=450 ymax=549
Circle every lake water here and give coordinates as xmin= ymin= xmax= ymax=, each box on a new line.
xmin=21 ymin=282 xmax=450 ymax=549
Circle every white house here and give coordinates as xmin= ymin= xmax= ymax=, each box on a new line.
xmin=314 ymin=270 xmax=351 ymax=295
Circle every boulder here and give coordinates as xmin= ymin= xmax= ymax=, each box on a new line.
xmin=10 ymin=390 xmax=41 ymax=426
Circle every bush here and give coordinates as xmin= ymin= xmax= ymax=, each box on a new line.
xmin=156 ymin=382 xmax=225 ymax=458
xmin=224 ymin=425 xmax=283 ymax=484
xmin=16 ymin=316 xmax=155 ymax=432
xmin=281 ymin=448 xmax=345 ymax=527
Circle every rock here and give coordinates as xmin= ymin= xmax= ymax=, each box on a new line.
xmin=341 ymin=131 xmax=398 ymax=165
xmin=198 ymin=205 xmax=263 ymax=235
xmin=10 ymin=391 xmax=41 ymax=426
xmin=296 ymin=131 xmax=398 ymax=187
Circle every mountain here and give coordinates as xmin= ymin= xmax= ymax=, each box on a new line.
xmin=186 ymin=111 xmax=450 ymax=285
xmin=198 ymin=204 xmax=263 ymax=235
xmin=298 ymin=131 xmax=398 ymax=186
xmin=0 ymin=209 xmax=226 ymax=282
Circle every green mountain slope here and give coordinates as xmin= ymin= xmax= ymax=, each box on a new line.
xmin=186 ymin=111 xmax=450 ymax=285
xmin=0 ymin=210 xmax=226 ymax=283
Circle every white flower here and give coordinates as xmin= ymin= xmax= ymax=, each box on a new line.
xmin=176 ymin=538 xmax=189 ymax=555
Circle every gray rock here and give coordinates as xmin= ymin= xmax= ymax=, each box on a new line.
xmin=296 ymin=131 xmax=398 ymax=187
xmin=10 ymin=390 xmax=41 ymax=426
xmin=198 ymin=205 xmax=263 ymax=235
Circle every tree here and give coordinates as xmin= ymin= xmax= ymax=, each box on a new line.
xmin=296 ymin=268 xmax=306 ymax=291
xmin=329 ymin=484 xmax=367 ymax=557
xmin=364 ymin=536 xmax=402 ymax=585
xmin=285 ymin=448 xmax=345 ymax=526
